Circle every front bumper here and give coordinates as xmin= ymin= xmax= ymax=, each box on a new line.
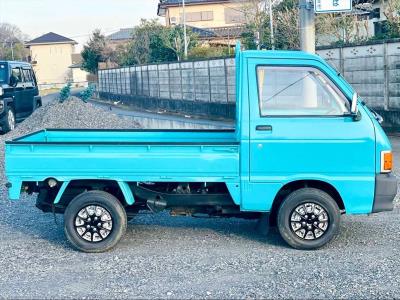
xmin=372 ymin=173 xmax=398 ymax=213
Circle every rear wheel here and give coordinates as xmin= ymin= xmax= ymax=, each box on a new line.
xmin=2 ymin=107 xmax=16 ymax=133
xmin=277 ymin=188 xmax=340 ymax=250
xmin=64 ymin=191 xmax=127 ymax=253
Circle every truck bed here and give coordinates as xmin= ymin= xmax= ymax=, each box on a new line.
xmin=5 ymin=129 xmax=240 ymax=200
xmin=9 ymin=128 xmax=237 ymax=143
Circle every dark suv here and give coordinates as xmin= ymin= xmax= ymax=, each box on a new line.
xmin=0 ymin=61 xmax=42 ymax=133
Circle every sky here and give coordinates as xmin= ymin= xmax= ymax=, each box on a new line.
xmin=0 ymin=0 xmax=161 ymax=49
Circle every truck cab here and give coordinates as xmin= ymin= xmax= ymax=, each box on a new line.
xmin=5 ymin=47 xmax=397 ymax=252
xmin=0 ymin=61 xmax=42 ymax=133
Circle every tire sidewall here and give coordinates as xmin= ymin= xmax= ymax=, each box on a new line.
xmin=2 ymin=107 xmax=15 ymax=133
xmin=277 ymin=188 xmax=341 ymax=250
xmin=64 ymin=191 xmax=127 ymax=253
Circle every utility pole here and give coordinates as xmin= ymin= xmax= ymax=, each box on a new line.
xmin=299 ymin=0 xmax=315 ymax=53
xmin=10 ymin=41 xmax=14 ymax=60
xmin=182 ymin=0 xmax=188 ymax=60
xmin=268 ymin=0 xmax=275 ymax=50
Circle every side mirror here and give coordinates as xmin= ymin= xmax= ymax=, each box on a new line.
xmin=351 ymin=93 xmax=358 ymax=114
xmin=351 ymin=93 xmax=361 ymax=121
xmin=9 ymin=76 xmax=19 ymax=87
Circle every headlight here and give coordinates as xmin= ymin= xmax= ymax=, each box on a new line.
xmin=0 ymin=87 xmax=3 ymax=97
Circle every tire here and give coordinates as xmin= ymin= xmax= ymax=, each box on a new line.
xmin=64 ymin=191 xmax=127 ymax=253
xmin=2 ymin=107 xmax=16 ymax=133
xmin=277 ymin=188 xmax=340 ymax=250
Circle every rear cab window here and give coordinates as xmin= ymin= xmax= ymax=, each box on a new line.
xmin=257 ymin=66 xmax=350 ymax=117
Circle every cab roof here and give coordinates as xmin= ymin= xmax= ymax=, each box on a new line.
xmin=240 ymin=49 xmax=325 ymax=63
xmin=0 ymin=61 xmax=32 ymax=67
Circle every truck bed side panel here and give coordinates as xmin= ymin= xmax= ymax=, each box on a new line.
xmin=6 ymin=143 xmax=240 ymax=200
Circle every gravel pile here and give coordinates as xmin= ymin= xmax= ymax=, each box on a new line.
xmin=5 ymin=97 xmax=141 ymax=138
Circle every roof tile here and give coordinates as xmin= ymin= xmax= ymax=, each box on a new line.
xmin=26 ymin=32 xmax=77 ymax=45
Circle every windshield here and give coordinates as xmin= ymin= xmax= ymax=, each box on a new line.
xmin=0 ymin=64 xmax=7 ymax=83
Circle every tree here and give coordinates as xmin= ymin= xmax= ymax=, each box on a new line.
xmin=382 ymin=0 xmax=400 ymax=38
xmin=81 ymin=29 xmax=114 ymax=74
xmin=0 ymin=23 xmax=28 ymax=61
xmin=161 ymin=26 xmax=198 ymax=61
xmin=272 ymin=0 xmax=299 ymax=49
xmin=118 ymin=19 xmax=177 ymax=65
xmin=116 ymin=19 xmax=199 ymax=66
xmin=240 ymin=0 xmax=299 ymax=50
xmin=316 ymin=1 xmax=376 ymax=46
xmin=238 ymin=0 xmax=271 ymax=49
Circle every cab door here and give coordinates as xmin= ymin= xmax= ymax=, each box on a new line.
xmin=10 ymin=66 xmax=26 ymax=119
xmin=21 ymin=68 xmax=36 ymax=116
xmin=246 ymin=58 xmax=376 ymax=212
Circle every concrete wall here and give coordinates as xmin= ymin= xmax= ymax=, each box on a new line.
xmin=98 ymin=58 xmax=236 ymax=119
xmin=317 ymin=40 xmax=400 ymax=130
xmin=98 ymin=40 xmax=400 ymax=127
xmin=29 ymin=43 xmax=75 ymax=85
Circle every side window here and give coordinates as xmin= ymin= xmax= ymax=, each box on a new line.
xmin=30 ymin=69 xmax=38 ymax=86
xmin=11 ymin=67 xmax=22 ymax=82
xmin=257 ymin=66 xmax=350 ymax=116
xmin=22 ymin=69 xmax=33 ymax=83
xmin=0 ymin=64 xmax=7 ymax=83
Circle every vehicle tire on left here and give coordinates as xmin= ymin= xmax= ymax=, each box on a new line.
xmin=1 ymin=106 xmax=16 ymax=133
xmin=64 ymin=190 xmax=127 ymax=253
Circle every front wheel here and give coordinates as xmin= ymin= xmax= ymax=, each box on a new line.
xmin=277 ymin=188 xmax=341 ymax=250
xmin=64 ymin=191 xmax=127 ymax=253
xmin=2 ymin=107 xmax=16 ymax=133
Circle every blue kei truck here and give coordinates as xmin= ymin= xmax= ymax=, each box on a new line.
xmin=5 ymin=46 xmax=398 ymax=252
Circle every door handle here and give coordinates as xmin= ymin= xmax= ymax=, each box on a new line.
xmin=256 ymin=125 xmax=273 ymax=131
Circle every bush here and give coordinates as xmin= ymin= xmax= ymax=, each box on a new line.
xmin=188 ymin=46 xmax=231 ymax=59
xmin=59 ymin=83 xmax=72 ymax=103
xmin=79 ymin=84 xmax=96 ymax=103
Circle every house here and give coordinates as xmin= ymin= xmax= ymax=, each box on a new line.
xmin=158 ymin=0 xmax=246 ymax=45
xmin=26 ymin=32 xmax=77 ymax=86
xmin=69 ymin=54 xmax=89 ymax=87
xmin=106 ymin=28 xmax=134 ymax=50
xmin=158 ymin=0 xmax=245 ymax=28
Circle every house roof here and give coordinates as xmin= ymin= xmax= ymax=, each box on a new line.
xmin=158 ymin=0 xmax=231 ymax=16
xmin=107 ymin=28 xmax=134 ymax=41
xmin=26 ymin=32 xmax=77 ymax=46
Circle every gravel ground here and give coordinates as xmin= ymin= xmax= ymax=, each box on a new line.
xmin=0 ymin=101 xmax=399 ymax=299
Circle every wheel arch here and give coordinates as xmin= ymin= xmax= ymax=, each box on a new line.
xmin=53 ymin=179 xmax=135 ymax=207
xmin=269 ymin=179 xmax=345 ymax=225
xmin=3 ymin=97 xmax=14 ymax=110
